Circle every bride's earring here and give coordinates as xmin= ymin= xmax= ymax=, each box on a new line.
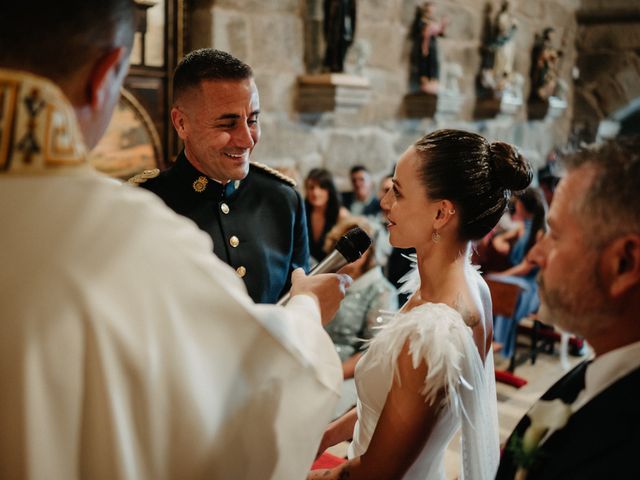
xmin=448 ymin=209 xmax=456 ymax=215
xmin=432 ymin=230 xmax=441 ymax=243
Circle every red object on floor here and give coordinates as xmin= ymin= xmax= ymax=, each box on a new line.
xmin=311 ymin=452 xmax=347 ymax=470
xmin=495 ymin=369 xmax=528 ymax=388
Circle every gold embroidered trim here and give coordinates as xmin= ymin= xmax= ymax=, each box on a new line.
xmin=250 ymin=161 xmax=296 ymax=187
xmin=127 ymin=168 xmax=160 ymax=185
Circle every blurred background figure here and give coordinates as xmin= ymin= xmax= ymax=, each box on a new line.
xmin=322 ymin=216 xmax=398 ymax=417
xmin=487 ymin=187 xmax=548 ymax=358
xmin=341 ymin=165 xmax=381 ymax=217
xmin=305 ymin=168 xmax=350 ymax=264
xmin=538 ymin=150 xmax=561 ymax=207
xmin=372 ymin=173 xmax=394 ymax=268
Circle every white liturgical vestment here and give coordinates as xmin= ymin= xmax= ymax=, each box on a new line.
xmin=0 ymin=68 xmax=342 ymax=479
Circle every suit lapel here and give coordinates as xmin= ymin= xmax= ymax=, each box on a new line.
xmin=529 ymin=366 xmax=640 ymax=479
xmin=496 ymin=362 xmax=589 ymax=479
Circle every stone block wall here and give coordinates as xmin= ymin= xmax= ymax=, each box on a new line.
xmin=573 ymin=0 xmax=640 ymax=141
xmin=190 ymin=0 xmax=584 ymax=188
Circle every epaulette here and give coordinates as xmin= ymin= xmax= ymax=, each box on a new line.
xmin=127 ymin=168 xmax=160 ymax=186
xmin=250 ymin=161 xmax=296 ymax=187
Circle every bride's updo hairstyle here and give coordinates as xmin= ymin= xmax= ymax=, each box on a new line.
xmin=415 ymin=129 xmax=532 ymax=240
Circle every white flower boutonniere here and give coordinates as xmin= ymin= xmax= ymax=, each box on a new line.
xmin=508 ymin=399 xmax=573 ymax=479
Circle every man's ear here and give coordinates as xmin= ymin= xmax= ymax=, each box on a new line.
xmin=602 ymin=234 xmax=640 ymax=298
xmin=87 ymin=47 xmax=126 ymax=110
xmin=170 ymin=106 xmax=189 ymax=140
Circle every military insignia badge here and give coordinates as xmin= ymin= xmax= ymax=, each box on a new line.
xmin=193 ymin=176 xmax=208 ymax=192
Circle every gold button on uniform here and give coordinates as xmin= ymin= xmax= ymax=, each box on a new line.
xmin=220 ymin=203 xmax=230 ymax=214
xmin=236 ymin=266 xmax=246 ymax=278
xmin=229 ymin=235 xmax=240 ymax=248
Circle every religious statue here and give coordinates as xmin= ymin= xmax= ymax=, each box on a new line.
xmin=530 ymin=27 xmax=563 ymax=102
xmin=323 ymin=0 xmax=357 ymax=73
xmin=480 ymin=0 xmax=518 ymax=94
xmin=410 ymin=2 xmax=448 ymax=94
xmin=492 ymin=1 xmax=518 ymax=88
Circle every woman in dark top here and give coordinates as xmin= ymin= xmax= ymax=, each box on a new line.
xmin=304 ymin=168 xmax=349 ymax=264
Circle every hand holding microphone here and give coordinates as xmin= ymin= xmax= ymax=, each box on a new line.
xmin=278 ymin=227 xmax=372 ymax=323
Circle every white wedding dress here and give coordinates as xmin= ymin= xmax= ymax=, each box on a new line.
xmin=347 ymin=265 xmax=499 ymax=479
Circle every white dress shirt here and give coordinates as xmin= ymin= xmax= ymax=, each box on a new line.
xmin=572 ymin=340 xmax=640 ymax=412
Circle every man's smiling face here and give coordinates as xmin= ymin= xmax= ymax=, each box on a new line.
xmin=172 ymin=77 xmax=261 ymax=182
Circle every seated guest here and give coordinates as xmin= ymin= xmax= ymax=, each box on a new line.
xmin=305 ymin=168 xmax=350 ymax=264
xmin=375 ymin=170 xmax=416 ymax=306
xmin=322 ymin=217 xmax=399 ymax=416
xmin=372 ymin=174 xmax=394 ymax=268
xmin=488 ymin=187 xmax=548 ymax=358
xmin=496 ymin=136 xmax=640 ymax=479
xmin=538 ymin=149 xmax=561 ymax=206
xmin=492 ymin=187 xmax=547 ymax=267
xmin=341 ymin=165 xmax=381 ymax=217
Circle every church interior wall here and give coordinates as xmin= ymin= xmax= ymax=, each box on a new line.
xmin=186 ymin=0 xmax=638 ymax=189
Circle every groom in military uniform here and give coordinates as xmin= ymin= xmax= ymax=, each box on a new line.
xmin=131 ymin=49 xmax=309 ymax=304
xmin=496 ymin=137 xmax=640 ymax=479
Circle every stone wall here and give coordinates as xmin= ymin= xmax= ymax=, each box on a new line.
xmin=573 ymin=0 xmax=640 ymax=141
xmin=190 ymin=0 xmax=583 ymax=189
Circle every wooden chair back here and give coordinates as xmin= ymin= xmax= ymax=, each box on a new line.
xmin=485 ymin=278 xmax=523 ymax=318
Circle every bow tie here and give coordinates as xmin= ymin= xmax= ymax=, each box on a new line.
xmin=543 ymin=360 xmax=591 ymax=404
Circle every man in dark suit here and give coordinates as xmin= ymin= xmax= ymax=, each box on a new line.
xmin=341 ymin=165 xmax=381 ymax=217
xmin=496 ymin=136 xmax=640 ymax=479
xmin=131 ymin=49 xmax=309 ymax=304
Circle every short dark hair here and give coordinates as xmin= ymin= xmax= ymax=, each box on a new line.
xmin=173 ymin=49 xmax=253 ymax=102
xmin=414 ymin=129 xmax=532 ymax=241
xmin=0 ymin=0 xmax=135 ymax=82
xmin=563 ymin=135 xmax=640 ymax=246
xmin=350 ymin=165 xmax=368 ymax=176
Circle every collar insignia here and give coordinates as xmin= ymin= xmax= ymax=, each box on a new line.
xmin=193 ymin=176 xmax=208 ymax=192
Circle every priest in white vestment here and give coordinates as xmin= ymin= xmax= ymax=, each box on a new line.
xmin=0 ymin=2 xmax=347 ymax=478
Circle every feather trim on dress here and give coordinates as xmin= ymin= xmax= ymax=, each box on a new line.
xmin=364 ymin=303 xmax=475 ymax=409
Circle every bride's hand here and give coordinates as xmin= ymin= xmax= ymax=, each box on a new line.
xmin=307 ymin=469 xmax=331 ymax=480
xmin=316 ymin=426 xmax=336 ymax=458
xmin=315 ymin=408 xmax=358 ymax=458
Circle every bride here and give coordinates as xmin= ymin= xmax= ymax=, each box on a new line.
xmin=309 ymin=129 xmax=532 ymax=479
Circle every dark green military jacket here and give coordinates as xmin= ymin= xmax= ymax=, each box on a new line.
xmin=131 ymin=152 xmax=309 ymax=304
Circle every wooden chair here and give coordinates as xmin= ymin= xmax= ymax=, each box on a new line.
xmin=485 ymin=277 xmax=523 ymax=373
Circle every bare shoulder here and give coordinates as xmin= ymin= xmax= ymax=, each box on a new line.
xmin=453 ymin=294 xmax=482 ymax=329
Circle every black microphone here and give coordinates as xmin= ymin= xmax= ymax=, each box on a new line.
xmin=276 ymin=226 xmax=372 ymax=306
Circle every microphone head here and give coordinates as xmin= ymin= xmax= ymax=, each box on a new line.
xmin=335 ymin=227 xmax=372 ymax=263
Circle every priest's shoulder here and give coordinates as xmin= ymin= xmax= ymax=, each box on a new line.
xmin=250 ymin=161 xmax=297 ymax=189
